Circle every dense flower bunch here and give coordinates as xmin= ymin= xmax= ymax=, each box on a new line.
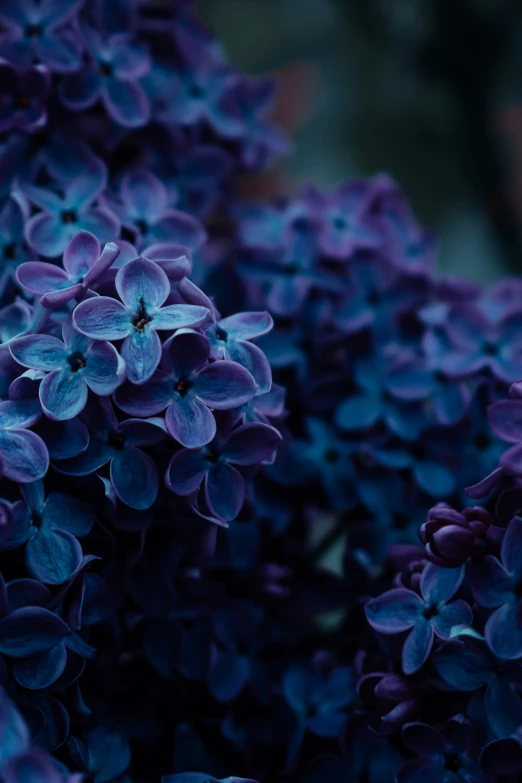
xmin=197 ymin=177 xmax=522 ymax=561
xmin=0 ymin=1 xmax=521 ymax=782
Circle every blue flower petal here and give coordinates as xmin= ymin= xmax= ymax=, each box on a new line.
xmin=26 ymin=527 xmax=82 ymax=585
xmin=0 ymin=607 xmax=68 ymax=657
xmin=39 ymin=368 xmax=87 ymax=421
xmin=110 ymin=447 xmax=158 ymax=510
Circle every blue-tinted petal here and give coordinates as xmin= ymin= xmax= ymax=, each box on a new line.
xmin=83 ymin=340 xmax=122 ymax=395
xmin=420 ymin=563 xmax=464 ymax=605
xmin=224 ymin=340 xmax=271 ymax=395
xmin=10 ymin=335 xmax=66 ymax=372
xmin=116 ymin=255 xmax=170 ymax=311
xmin=485 ymin=603 xmax=522 ymax=660
xmin=110 ymin=447 xmax=158 ymax=510
xmin=402 ymin=620 xmax=434 ymax=675
xmin=432 ymin=600 xmax=473 ymax=639
xmin=209 ymin=651 xmax=248 ymax=703
xmin=87 ymin=727 xmax=131 ymax=783
xmin=414 ymin=461 xmax=456 ymax=497
xmin=73 ymin=296 xmax=130 ymax=340
xmin=501 ymin=515 xmax=522 ymax=579
xmin=12 ymin=643 xmax=67 ymax=690
xmin=0 ymin=430 xmax=49 ymax=483
xmin=204 ymin=463 xmax=244 ymax=521
xmin=165 ymin=449 xmax=208 ymax=495
xmin=194 ymin=361 xmax=256 ymax=409
xmin=37 ymin=417 xmax=89 ymax=460
xmin=121 ymin=328 xmax=161 ymax=385
xmin=39 ymin=369 xmax=87 ymax=421
xmin=0 ymin=607 xmax=68 ymax=657
xmin=102 ymin=77 xmax=150 ymax=128
xmin=365 ymin=589 xmax=423 ymax=633
xmin=485 ymin=676 xmax=522 ymax=738
xmin=26 ymin=527 xmax=82 ymax=585
xmin=434 ymin=641 xmax=493 ymax=691
xmin=165 ymin=396 xmax=216 ymax=448
xmin=336 ymin=394 xmax=380 ymax=431
xmin=43 ymin=494 xmax=93 ymax=537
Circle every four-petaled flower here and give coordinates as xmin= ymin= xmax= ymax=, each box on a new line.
xmin=10 ymin=318 xmax=124 ymax=420
xmin=166 ymin=420 xmax=281 ymax=521
xmin=365 ymin=562 xmax=472 ymax=674
xmin=114 ymin=331 xmax=257 ymax=448
xmin=73 ymin=256 xmax=209 ymax=384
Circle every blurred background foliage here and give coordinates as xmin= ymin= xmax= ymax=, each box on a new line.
xmin=200 ymin=0 xmax=522 ymax=283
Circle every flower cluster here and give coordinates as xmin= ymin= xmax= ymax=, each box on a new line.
xmin=0 ymin=0 xmax=521 ymax=782
xmin=196 ymin=177 xmax=517 ymax=563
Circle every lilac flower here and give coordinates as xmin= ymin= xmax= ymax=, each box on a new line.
xmin=166 ymin=421 xmax=281 ymax=521
xmin=397 ymin=716 xmax=484 ymax=783
xmin=60 ymin=25 xmax=150 ymax=128
xmin=468 ymin=515 xmax=522 ymax=659
xmin=57 ymin=397 xmax=165 ymax=510
xmin=0 ymin=61 xmax=50 ymax=134
xmin=111 ymin=169 xmax=206 ymax=251
xmin=68 ymin=728 xmax=131 ymax=783
xmin=377 ymin=186 xmax=437 ymax=274
xmin=434 ymin=639 xmax=522 ymax=738
xmin=334 ymin=354 xmax=426 ymax=440
xmin=365 ymin=563 xmax=472 ymax=674
xmin=10 ymin=320 xmax=124 ymax=420
xmin=0 ymin=398 xmax=48 ymax=482
xmin=283 ymin=660 xmax=355 ymax=738
xmin=73 ymin=256 xmax=209 ymax=384
xmin=441 ymin=305 xmax=522 ymax=383
xmin=23 ymin=160 xmax=120 ymax=257
xmin=16 ymin=231 xmax=120 ymax=308
xmin=202 ymin=309 xmax=273 ymax=395
xmin=155 ymin=60 xmax=243 ymax=138
xmin=230 ymin=77 xmax=290 ymax=169
xmin=13 ymin=479 xmax=93 ymax=584
xmin=312 ymin=179 xmax=383 ymax=260
xmin=115 ymin=331 xmax=257 ymax=448
xmin=0 ymin=0 xmax=83 ymax=72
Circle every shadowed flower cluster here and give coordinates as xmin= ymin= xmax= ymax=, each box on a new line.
xmin=1 ymin=0 xmax=522 ymax=782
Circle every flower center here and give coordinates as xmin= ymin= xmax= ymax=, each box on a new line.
xmin=484 ymin=342 xmax=498 ymax=357
xmin=99 ymin=61 xmax=113 ymax=77
xmin=67 ymin=351 xmax=86 ymax=373
xmin=108 ymin=432 xmax=126 ymax=450
xmin=30 ymin=512 xmax=43 ymax=529
xmin=13 ymin=93 xmax=30 ymax=110
xmin=473 ymin=432 xmax=491 ymax=451
xmin=423 ymin=604 xmax=438 ymax=620
xmin=135 ymin=218 xmax=149 ymax=235
xmin=333 ymin=217 xmax=347 ymax=231
xmin=174 ymin=378 xmax=192 ymax=397
xmin=216 ymin=326 xmax=228 ymax=342
xmin=188 ymin=84 xmax=204 ymax=98
xmin=25 ymin=24 xmax=42 ymax=38
xmin=3 ymin=243 xmax=16 ymax=260
xmin=61 ymin=210 xmax=78 ymax=224
xmin=132 ymin=298 xmax=152 ymax=332
xmin=366 ymin=291 xmax=381 ymax=307
xmin=444 ymin=756 xmax=462 ymax=773
xmin=325 ymin=448 xmax=340 ymax=463
xmin=206 ymin=448 xmax=220 ymax=463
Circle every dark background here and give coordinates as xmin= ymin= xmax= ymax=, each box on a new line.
xmin=200 ymin=0 xmax=522 ymax=283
